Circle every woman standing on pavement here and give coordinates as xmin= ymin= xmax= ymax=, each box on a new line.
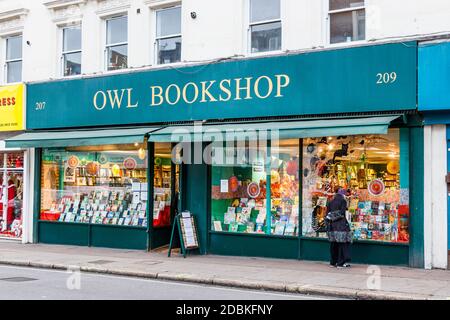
xmin=326 ymin=187 xmax=352 ymax=268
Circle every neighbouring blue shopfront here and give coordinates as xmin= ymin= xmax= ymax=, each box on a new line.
xmin=8 ymin=41 xmax=424 ymax=267
xmin=419 ymin=41 xmax=450 ymax=254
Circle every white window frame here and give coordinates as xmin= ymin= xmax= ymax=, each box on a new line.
xmin=61 ymin=24 xmax=82 ymax=77
xmin=154 ymin=5 xmax=182 ymax=66
xmin=248 ymin=0 xmax=282 ymax=55
xmin=104 ymin=14 xmax=128 ymax=71
xmin=4 ymin=35 xmax=23 ymax=84
xmin=327 ymin=0 xmax=366 ymax=46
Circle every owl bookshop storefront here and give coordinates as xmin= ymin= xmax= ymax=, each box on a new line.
xmin=6 ymin=41 xmax=425 ymax=267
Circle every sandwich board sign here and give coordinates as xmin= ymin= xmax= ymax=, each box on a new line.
xmin=168 ymin=211 xmax=200 ymax=258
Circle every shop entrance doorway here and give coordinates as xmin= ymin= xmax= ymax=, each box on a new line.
xmin=150 ymin=143 xmax=180 ymax=250
xmin=0 ymin=151 xmax=24 ymax=239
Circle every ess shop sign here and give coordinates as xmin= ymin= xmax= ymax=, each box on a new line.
xmin=0 ymin=84 xmax=24 ymax=132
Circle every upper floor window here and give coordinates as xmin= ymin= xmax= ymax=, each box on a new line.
xmin=106 ymin=15 xmax=128 ymax=71
xmin=329 ymin=0 xmax=365 ymax=44
xmin=62 ymin=25 xmax=82 ymax=76
xmin=5 ymin=35 xmax=22 ymax=83
xmin=156 ymin=6 xmax=181 ymax=65
xmin=249 ymin=0 xmax=281 ymax=53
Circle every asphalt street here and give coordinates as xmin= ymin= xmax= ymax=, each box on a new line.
xmin=0 ymin=265 xmax=333 ymax=300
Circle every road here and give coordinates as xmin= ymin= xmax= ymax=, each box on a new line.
xmin=0 ymin=265 xmax=333 ymax=300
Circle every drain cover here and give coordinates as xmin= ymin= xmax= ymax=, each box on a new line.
xmin=88 ymin=260 xmax=115 ymax=265
xmin=0 ymin=277 xmax=37 ymax=282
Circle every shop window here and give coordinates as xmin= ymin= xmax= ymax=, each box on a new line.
xmin=302 ymin=129 xmax=410 ymax=243
xmin=105 ymin=15 xmax=128 ymax=71
xmin=40 ymin=144 xmax=148 ymax=227
xmin=249 ymin=0 xmax=281 ymax=53
xmin=155 ymin=6 xmax=182 ymax=65
xmin=210 ymin=139 xmax=299 ymax=236
xmin=329 ymin=0 xmax=365 ymax=44
xmin=153 ymin=142 xmax=178 ymax=228
xmin=5 ymin=35 xmax=23 ymax=83
xmin=62 ymin=25 xmax=82 ymax=76
xmin=0 ymin=152 xmax=24 ymax=239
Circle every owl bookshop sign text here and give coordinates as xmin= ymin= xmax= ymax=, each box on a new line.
xmin=27 ymin=42 xmax=417 ymax=129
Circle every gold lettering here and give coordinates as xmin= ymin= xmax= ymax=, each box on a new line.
xmin=254 ymin=76 xmax=273 ymax=99
xmin=107 ymin=89 xmax=126 ymax=109
xmin=235 ymin=77 xmax=253 ymax=100
xmin=200 ymin=80 xmax=218 ymax=103
xmin=219 ymin=79 xmax=232 ymax=101
xmin=126 ymin=88 xmax=139 ymax=108
xmin=165 ymin=84 xmax=181 ymax=105
xmin=275 ymin=74 xmax=290 ymax=97
xmin=182 ymin=82 xmax=199 ymax=104
xmin=93 ymin=91 xmax=107 ymax=110
xmin=151 ymin=86 xmax=164 ymax=106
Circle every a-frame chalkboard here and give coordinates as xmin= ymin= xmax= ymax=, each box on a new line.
xmin=168 ymin=211 xmax=200 ymax=258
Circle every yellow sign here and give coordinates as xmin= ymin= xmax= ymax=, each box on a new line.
xmin=0 ymin=84 xmax=24 ymax=132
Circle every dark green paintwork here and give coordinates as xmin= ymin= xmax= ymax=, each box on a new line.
xmin=300 ymin=238 xmax=409 ymax=266
xmin=209 ymin=232 xmax=299 ymax=259
xmin=38 ymin=221 xmax=147 ymax=250
xmin=39 ymin=222 xmax=89 ymax=246
xmin=33 ymin=149 xmax=42 ymax=244
xmin=182 ymin=143 xmax=209 ymax=254
xmin=90 ymin=225 xmax=147 ymax=250
xmin=408 ymin=126 xmax=425 ymax=268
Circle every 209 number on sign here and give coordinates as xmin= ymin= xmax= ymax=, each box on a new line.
xmin=376 ymin=72 xmax=397 ymax=84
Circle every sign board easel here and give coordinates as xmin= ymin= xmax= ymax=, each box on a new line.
xmin=168 ymin=211 xmax=200 ymax=258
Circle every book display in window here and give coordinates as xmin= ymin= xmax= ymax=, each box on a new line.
xmin=40 ymin=145 xmax=148 ymax=227
xmin=302 ymin=129 xmax=409 ymax=243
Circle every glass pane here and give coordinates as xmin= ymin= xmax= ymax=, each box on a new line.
xmin=153 ymin=143 xmax=173 ymax=228
xmin=63 ymin=26 xmax=82 ymax=52
xmin=6 ymin=36 xmax=22 ymax=60
xmin=210 ymin=140 xmax=270 ymax=234
xmin=0 ymin=167 xmax=24 ymax=239
xmin=330 ymin=9 xmax=365 ymax=44
xmin=156 ymin=6 xmax=181 ymax=37
xmin=40 ymin=144 xmax=148 ymax=227
xmin=157 ymin=37 xmax=182 ymax=64
xmin=7 ymin=61 xmax=22 ymax=83
xmin=107 ymin=44 xmax=128 ymax=71
xmin=106 ymin=16 xmax=127 ymax=45
xmin=5 ymin=152 xmax=24 ymax=169
xmin=330 ymin=0 xmax=364 ymax=11
xmin=64 ymin=52 xmax=82 ymax=76
xmin=250 ymin=0 xmax=280 ymax=23
xmin=270 ymin=140 xmax=300 ymax=236
xmin=251 ymin=22 xmax=281 ymax=53
xmin=302 ymin=129 xmax=409 ymax=243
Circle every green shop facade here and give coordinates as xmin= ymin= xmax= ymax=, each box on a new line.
xmin=7 ymin=41 xmax=425 ymax=267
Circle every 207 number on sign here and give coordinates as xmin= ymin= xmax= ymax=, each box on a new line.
xmin=376 ymin=72 xmax=397 ymax=84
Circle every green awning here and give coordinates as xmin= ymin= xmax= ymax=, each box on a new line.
xmin=5 ymin=127 xmax=160 ymax=148
xmin=149 ymin=116 xmax=400 ymax=142
xmin=5 ymin=116 xmax=399 ymax=148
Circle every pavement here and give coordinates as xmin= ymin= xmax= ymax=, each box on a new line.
xmin=0 ymin=240 xmax=449 ymax=300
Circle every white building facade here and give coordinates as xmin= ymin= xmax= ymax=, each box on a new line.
xmin=0 ymin=0 xmax=448 ymax=268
